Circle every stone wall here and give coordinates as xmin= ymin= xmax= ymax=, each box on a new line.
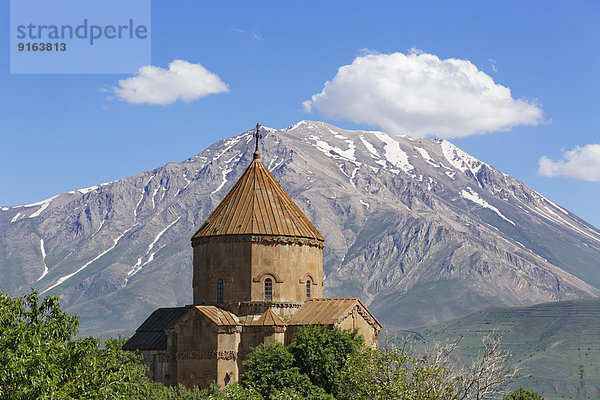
xmin=192 ymin=238 xmax=252 ymax=305
xmin=166 ymin=311 xmax=242 ymax=389
xmin=193 ymin=235 xmax=323 ymax=307
xmin=250 ymin=239 xmax=323 ymax=303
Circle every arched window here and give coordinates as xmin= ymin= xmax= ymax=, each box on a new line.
xmin=217 ymin=279 xmax=224 ymax=304
xmin=306 ymin=280 xmax=311 ymax=298
xmin=264 ymin=278 xmax=272 ymax=301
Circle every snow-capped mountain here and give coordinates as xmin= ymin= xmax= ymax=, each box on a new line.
xmin=1 ymin=120 xmax=599 ymax=336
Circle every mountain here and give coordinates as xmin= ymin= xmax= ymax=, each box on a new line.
xmin=1 ymin=120 xmax=599 ymax=337
xmin=409 ymin=298 xmax=600 ymax=400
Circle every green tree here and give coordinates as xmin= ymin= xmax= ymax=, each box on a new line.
xmin=341 ymin=345 xmax=460 ymax=400
xmin=239 ymin=342 xmax=332 ymax=400
xmin=341 ymin=335 xmax=517 ymax=400
xmin=503 ymin=387 xmax=544 ymax=400
xmin=287 ymin=324 xmax=364 ymax=397
xmin=0 ymin=290 xmax=165 ymax=399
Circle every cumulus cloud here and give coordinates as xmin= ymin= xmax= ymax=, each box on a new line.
xmin=539 ymin=144 xmax=600 ymax=181
xmin=303 ymin=51 xmax=544 ymax=138
xmin=111 ymin=60 xmax=228 ymax=105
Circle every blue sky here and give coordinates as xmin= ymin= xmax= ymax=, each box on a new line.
xmin=1 ymin=1 xmax=599 ymax=227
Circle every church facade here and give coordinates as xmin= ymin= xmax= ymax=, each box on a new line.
xmin=124 ymin=145 xmax=381 ymax=388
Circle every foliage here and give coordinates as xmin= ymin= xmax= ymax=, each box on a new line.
xmin=287 ymin=324 xmax=363 ymax=397
xmin=503 ymin=387 xmax=544 ymax=400
xmin=240 ymin=342 xmax=332 ymax=399
xmin=341 ymin=343 xmax=460 ymax=400
xmin=1 ymin=290 xmax=541 ymax=400
xmin=0 ymin=290 xmax=234 ymax=399
xmin=0 ymin=289 xmax=159 ymax=399
xmin=341 ymin=334 xmax=520 ymax=400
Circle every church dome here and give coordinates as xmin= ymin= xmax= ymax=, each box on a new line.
xmin=192 ymin=152 xmax=324 ymax=243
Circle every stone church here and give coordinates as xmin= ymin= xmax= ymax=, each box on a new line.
xmin=124 ymin=136 xmax=381 ymax=388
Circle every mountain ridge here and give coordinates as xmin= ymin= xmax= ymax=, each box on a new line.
xmin=1 ymin=120 xmax=599 ymax=336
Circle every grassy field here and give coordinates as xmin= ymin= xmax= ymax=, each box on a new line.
xmin=389 ymin=298 xmax=600 ymax=400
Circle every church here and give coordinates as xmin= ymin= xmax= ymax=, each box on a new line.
xmin=124 ymin=127 xmax=381 ymax=388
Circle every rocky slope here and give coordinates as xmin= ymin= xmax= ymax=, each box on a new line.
xmin=1 ymin=120 xmax=599 ymax=336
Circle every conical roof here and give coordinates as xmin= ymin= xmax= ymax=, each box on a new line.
xmin=193 ymin=152 xmax=324 ymax=242
xmin=245 ymin=308 xmax=286 ymax=326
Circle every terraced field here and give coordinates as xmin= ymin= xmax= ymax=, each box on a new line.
xmin=402 ymin=298 xmax=600 ymax=400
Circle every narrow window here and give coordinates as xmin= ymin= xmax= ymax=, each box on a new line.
xmin=217 ymin=279 xmax=223 ymax=304
xmin=306 ymin=280 xmax=311 ymax=298
xmin=264 ymin=278 xmax=272 ymax=301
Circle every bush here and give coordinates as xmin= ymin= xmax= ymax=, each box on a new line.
xmin=503 ymin=387 xmax=544 ymax=400
xmin=240 ymin=342 xmax=332 ymax=399
xmin=287 ymin=324 xmax=363 ymax=397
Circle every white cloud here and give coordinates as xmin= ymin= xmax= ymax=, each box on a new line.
xmin=111 ymin=60 xmax=228 ymax=105
xmin=539 ymin=144 xmax=600 ymax=181
xmin=303 ymin=51 xmax=544 ymax=138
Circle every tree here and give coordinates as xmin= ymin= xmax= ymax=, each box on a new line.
xmin=341 ymin=343 xmax=460 ymax=400
xmin=287 ymin=324 xmax=364 ymax=396
xmin=503 ymin=387 xmax=544 ymax=400
xmin=1 ymin=290 xmax=78 ymax=399
xmin=341 ymin=334 xmax=518 ymax=400
xmin=0 ymin=290 xmax=164 ymax=399
xmin=458 ymin=334 xmax=518 ymax=400
xmin=1 ymin=290 xmax=529 ymax=399
xmin=239 ymin=342 xmax=332 ymax=400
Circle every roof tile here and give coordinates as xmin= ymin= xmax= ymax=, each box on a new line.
xmin=289 ymin=298 xmax=381 ymax=328
xmin=122 ymin=307 xmax=187 ymax=350
xmin=249 ymin=308 xmax=286 ymax=326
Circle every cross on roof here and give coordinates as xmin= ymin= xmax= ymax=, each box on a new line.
xmin=253 ymin=123 xmax=262 ymax=153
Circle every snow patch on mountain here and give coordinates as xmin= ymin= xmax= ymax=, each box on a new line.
xmin=308 ymin=135 xmax=358 ymax=163
xmin=441 ymin=140 xmax=483 ymax=175
xmin=285 ymin=120 xmax=307 ymax=131
xmin=134 ymin=193 xmax=144 ymax=221
xmin=151 ymin=186 xmax=160 ymax=209
xmin=372 ymin=132 xmax=414 ymax=175
xmin=414 ymin=146 xmax=441 ymax=168
xmin=213 ymin=166 xmax=233 ymax=194
xmin=68 ymin=181 xmax=114 ymax=196
xmin=269 ymin=157 xmax=285 ymax=171
xmin=128 ymin=216 xmax=181 ymax=278
xmin=541 ymin=196 xmax=570 ymax=216
xmin=36 ymin=239 xmax=48 ymax=281
xmin=268 ymin=156 xmax=279 ymax=170
xmin=350 ymin=166 xmax=359 ymax=188
xmin=213 ymin=136 xmax=242 ymax=161
xmin=29 ymin=202 xmax=50 ymax=218
xmin=359 ymin=135 xmax=381 ymax=159
xmin=91 ymin=220 xmax=105 ymax=238
xmin=526 ymin=202 xmax=600 ymax=243
xmin=18 ymin=195 xmax=59 ymax=208
xmin=460 ymin=187 xmax=515 ymax=225
xmin=42 ymin=228 xmax=130 ymax=294
xmin=75 ymin=185 xmax=100 ymax=195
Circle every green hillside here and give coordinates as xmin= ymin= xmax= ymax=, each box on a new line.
xmin=398 ymin=298 xmax=600 ymax=400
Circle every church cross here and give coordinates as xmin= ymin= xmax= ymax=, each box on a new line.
xmin=253 ymin=122 xmax=262 ymax=153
